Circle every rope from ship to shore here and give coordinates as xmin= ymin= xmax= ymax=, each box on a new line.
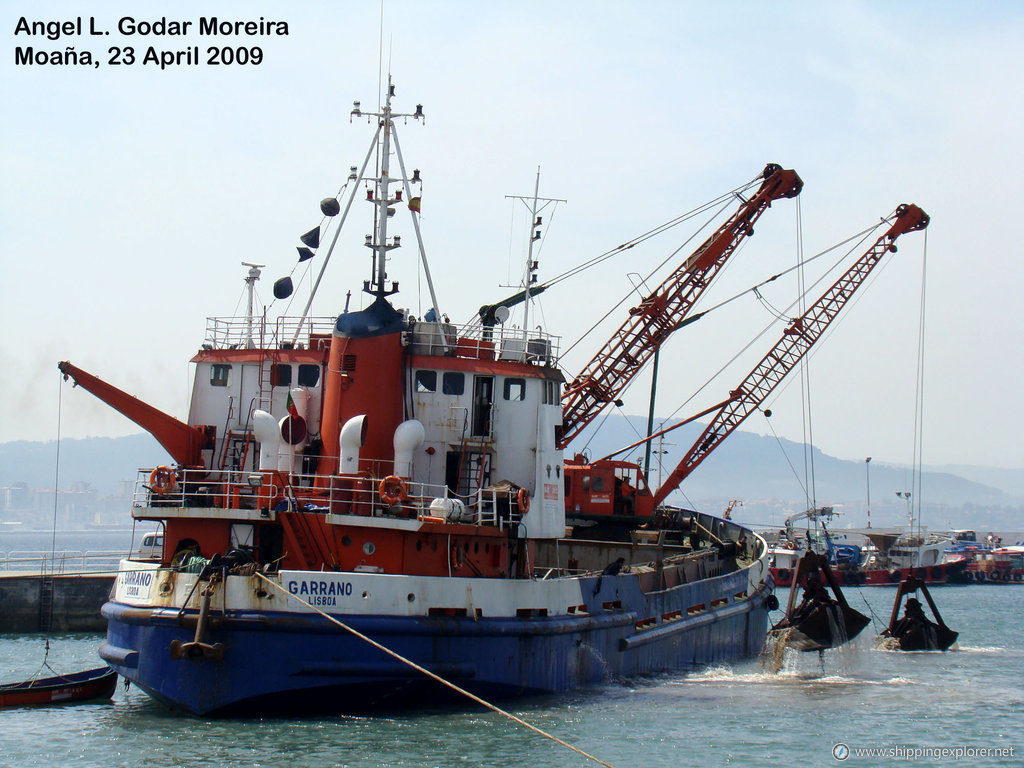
xmin=254 ymin=571 xmax=618 ymax=768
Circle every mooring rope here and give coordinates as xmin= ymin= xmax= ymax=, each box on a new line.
xmin=254 ymin=571 xmax=617 ymax=768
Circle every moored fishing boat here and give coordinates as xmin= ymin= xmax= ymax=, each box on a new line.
xmin=770 ymin=524 xmax=968 ymax=588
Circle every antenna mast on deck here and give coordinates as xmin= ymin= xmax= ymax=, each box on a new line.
xmin=354 ymin=77 xmax=440 ymax=318
xmin=506 ymin=168 xmax=564 ymax=331
xmin=241 ymin=261 xmax=265 ymax=348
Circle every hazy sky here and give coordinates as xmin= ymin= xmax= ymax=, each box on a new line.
xmin=2 ymin=1 xmax=1022 ymax=471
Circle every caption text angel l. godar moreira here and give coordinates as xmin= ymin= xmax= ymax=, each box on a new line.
xmin=13 ymin=16 xmax=290 ymax=69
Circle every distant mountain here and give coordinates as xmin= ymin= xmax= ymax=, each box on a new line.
xmin=0 ymin=425 xmax=1018 ymax=530
xmin=571 ymin=415 xmax=1020 ymax=529
xmin=0 ymin=434 xmax=171 ymax=497
xmin=926 ymin=465 xmax=1024 ymax=498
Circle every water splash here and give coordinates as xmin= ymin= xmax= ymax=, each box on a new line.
xmin=760 ymin=628 xmax=793 ymax=674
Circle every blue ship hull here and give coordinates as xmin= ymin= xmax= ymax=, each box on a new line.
xmin=100 ymin=568 xmax=772 ymax=715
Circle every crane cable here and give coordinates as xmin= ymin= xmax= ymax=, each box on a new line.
xmin=544 ymin=179 xmax=756 ymax=290
xmin=644 ymin=217 xmax=889 ymax=487
xmin=911 ymin=228 xmax=929 ymax=547
xmin=655 ymin=219 xmax=886 ymax=428
xmin=575 ymin=218 xmax=888 ymax=476
xmin=466 ymin=174 xmax=762 ymax=334
xmin=795 ymin=196 xmax=818 ymax=516
xmin=254 ymin=572 xmax=619 ymax=768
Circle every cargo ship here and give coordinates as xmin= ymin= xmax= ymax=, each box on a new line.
xmin=60 ymin=80 xmax=926 ymax=715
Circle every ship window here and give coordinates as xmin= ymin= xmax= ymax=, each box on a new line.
xmin=271 ymin=363 xmax=292 ymax=387
xmin=471 ymin=376 xmax=493 ymax=437
xmin=591 ymin=476 xmax=605 ymax=492
xmin=210 ymin=364 xmax=231 ymax=387
xmin=298 ymin=364 xmax=320 ymax=387
xmin=542 ymin=380 xmax=558 ymax=405
xmin=442 ymin=372 xmax=465 ymax=395
xmin=503 ymin=377 xmax=526 ymax=401
xmin=415 ymin=370 xmax=437 ymax=393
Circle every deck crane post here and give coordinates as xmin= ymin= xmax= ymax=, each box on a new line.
xmin=57 ymin=360 xmax=213 ymax=468
xmin=558 ymin=163 xmax=803 ymax=449
xmin=650 ymin=203 xmax=930 ymax=508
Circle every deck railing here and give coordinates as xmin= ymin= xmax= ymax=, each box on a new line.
xmin=132 ymin=467 xmax=524 ymax=531
xmin=202 ymin=314 xmax=561 ymax=366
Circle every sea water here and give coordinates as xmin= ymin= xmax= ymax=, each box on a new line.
xmin=1 ymin=538 xmax=1021 ymax=767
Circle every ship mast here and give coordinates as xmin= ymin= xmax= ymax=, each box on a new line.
xmin=506 ymin=169 xmax=564 ymax=331
xmin=241 ymin=261 xmax=264 ymax=348
xmin=358 ymin=76 xmax=439 ymax=319
xmin=290 ymin=77 xmax=437 ymax=344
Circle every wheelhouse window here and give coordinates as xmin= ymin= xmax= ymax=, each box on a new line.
xmin=210 ymin=364 xmax=231 ymax=387
xmin=442 ymin=372 xmax=465 ymax=395
xmin=541 ymin=380 xmax=559 ymax=405
xmin=503 ymin=377 xmax=526 ymax=401
xmin=270 ymin=363 xmax=292 ymax=387
xmin=415 ymin=370 xmax=437 ymax=393
xmin=297 ymin=364 xmax=320 ymax=387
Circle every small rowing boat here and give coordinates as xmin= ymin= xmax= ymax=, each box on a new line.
xmin=0 ymin=666 xmax=117 ymax=708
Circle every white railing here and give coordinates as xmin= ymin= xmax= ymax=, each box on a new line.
xmin=204 ymin=316 xmax=337 ymax=350
xmin=132 ymin=467 xmax=524 ymax=531
xmin=405 ymin=320 xmax=561 ymax=366
xmin=202 ymin=314 xmax=562 ymax=366
xmin=0 ymin=550 xmax=124 ymax=575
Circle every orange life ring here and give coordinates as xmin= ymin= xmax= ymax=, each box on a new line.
xmin=379 ymin=475 xmax=408 ymax=506
xmin=149 ymin=466 xmax=177 ymax=496
xmin=517 ymin=487 xmax=530 ymax=514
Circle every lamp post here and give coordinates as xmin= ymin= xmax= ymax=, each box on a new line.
xmin=865 ymin=457 xmax=872 ymax=529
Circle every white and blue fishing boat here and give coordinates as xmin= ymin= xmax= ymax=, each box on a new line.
xmin=57 ymin=79 xmax=926 ymax=716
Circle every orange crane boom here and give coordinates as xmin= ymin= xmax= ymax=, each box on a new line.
xmin=651 ymin=203 xmax=930 ymax=507
xmin=58 ymin=361 xmax=211 ymax=467
xmin=558 ymin=163 xmax=802 ymax=449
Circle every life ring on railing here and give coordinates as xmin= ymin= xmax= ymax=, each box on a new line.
xmin=378 ymin=475 xmax=408 ymax=506
xmin=149 ymin=466 xmax=177 ymax=496
xmin=517 ymin=488 xmax=530 ymax=514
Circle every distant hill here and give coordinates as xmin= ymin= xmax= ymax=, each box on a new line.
xmin=926 ymin=465 xmax=1024 ymax=498
xmin=571 ymin=415 xmax=1020 ymax=529
xmin=0 ymin=434 xmax=171 ymax=496
xmin=0 ymin=425 xmax=1018 ymax=529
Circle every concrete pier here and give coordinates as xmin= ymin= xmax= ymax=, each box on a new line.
xmin=0 ymin=572 xmax=113 ymax=632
